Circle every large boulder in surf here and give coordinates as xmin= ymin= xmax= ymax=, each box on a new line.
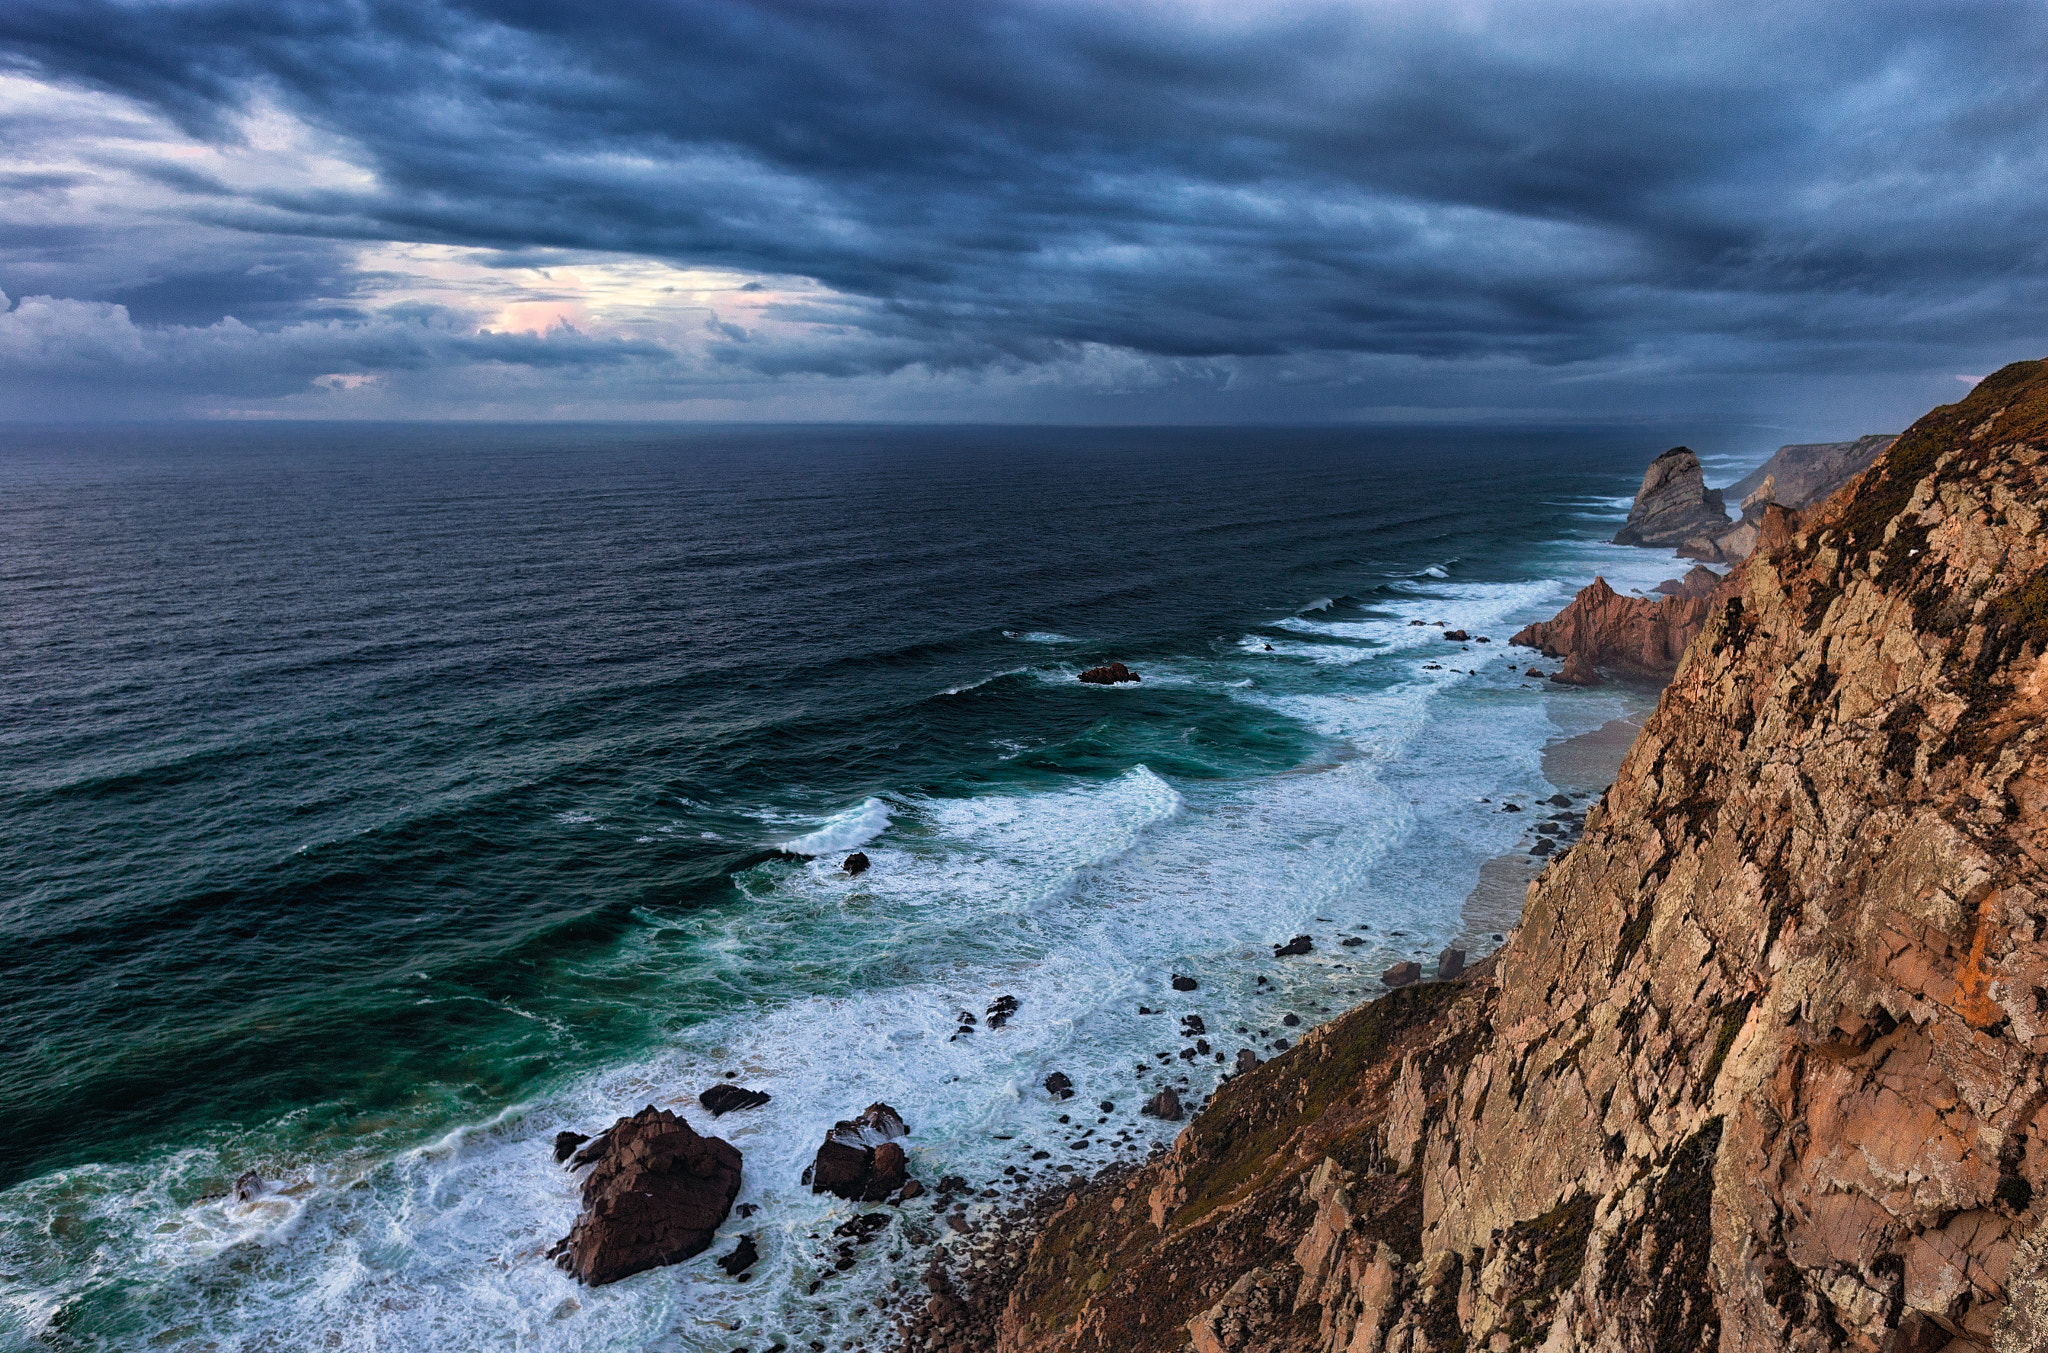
xmin=1078 ymin=662 xmax=1141 ymax=685
xmin=1612 ymin=447 xmax=1731 ymax=549
xmin=805 ymin=1102 xmax=917 ymax=1202
xmin=699 ymin=1083 xmax=771 ymax=1117
xmin=548 ymin=1105 xmax=742 ymax=1286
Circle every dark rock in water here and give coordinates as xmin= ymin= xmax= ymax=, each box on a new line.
xmin=1236 ymin=1049 xmax=1260 ymax=1074
xmin=809 ymin=1143 xmax=877 ymax=1200
xmin=1340 ymin=936 xmax=1365 ymax=947
xmin=809 ymin=1102 xmax=916 ymax=1202
xmin=1273 ymin=935 xmax=1313 ymax=957
xmin=1180 ymin=1014 xmax=1206 ymax=1036
xmin=699 ymin=1084 xmax=771 ymax=1117
xmin=1383 ymin=961 xmax=1422 ymax=988
xmin=553 ymin=1131 xmax=591 ymax=1164
xmin=869 ymin=1142 xmax=910 ymax=1198
xmin=899 ymin=1178 xmax=925 ymax=1200
xmin=1438 ymin=947 xmax=1466 ymax=980
xmin=1077 ymin=662 xmax=1141 ymax=685
xmin=1546 ymin=794 xmax=1572 ymax=808
xmin=1501 ymin=803 xmax=1521 ymax=812
xmin=830 ymin=1102 xmax=909 ymax=1146
xmin=233 ymin=1170 xmax=264 ymax=1203
xmin=1281 ymin=1013 xmax=1300 ymax=1027
xmin=548 ymin=1105 xmax=742 ymax=1286
xmin=1141 ymin=1088 xmax=1184 ymax=1121
xmin=1043 ymin=1072 xmax=1075 ymax=1101
xmin=986 ymin=995 xmax=1019 ymax=1028
xmin=717 ymin=1235 xmax=759 ymax=1277
xmin=1171 ymin=974 xmax=1199 ymax=992
xmin=1442 ymin=629 xmax=1470 ymax=641
xmin=842 ymin=851 xmax=870 ymax=876
xmin=1099 ymin=1100 xmax=1115 ymax=1112
xmin=569 ymin=1132 xmax=614 ymax=1170
xmin=1531 ymin=839 xmax=1556 ymax=856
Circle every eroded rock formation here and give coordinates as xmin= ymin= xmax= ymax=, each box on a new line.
xmin=1511 ymin=575 xmax=1733 ymax=679
xmin=1612 ymin=446 xmax=1731 ymax=550
xmin=550 ymin=1105 xmax=742 ymax=1286
xmin=971 ymin=358 xmax=2048 ymax=1353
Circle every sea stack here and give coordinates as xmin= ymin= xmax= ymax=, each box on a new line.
xmin=1610 ymin=446 xmax=1731 ymax=549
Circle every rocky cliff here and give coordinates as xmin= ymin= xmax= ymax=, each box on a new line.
xmin=1726 ymin=434 xmax=1901 ymax=515
xmin=956 ymin=358 xmax=2048 ymax=1353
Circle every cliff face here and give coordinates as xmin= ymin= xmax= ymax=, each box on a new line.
xmin=981 ymin=359 xmax=2048 ymax=1353
xmin=1727 ymin=434 xmax=1901 ymax=515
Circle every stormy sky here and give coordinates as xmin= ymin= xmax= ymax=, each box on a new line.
xmin=2 ymin=0 xmax=2044 ymax=428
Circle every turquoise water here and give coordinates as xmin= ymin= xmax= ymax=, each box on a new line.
xmin=0 ymin=423 xmax=1699 ymax=1351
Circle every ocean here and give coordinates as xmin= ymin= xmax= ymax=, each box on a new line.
xmin=0 ymin=422 xmax=1739 ymax=1351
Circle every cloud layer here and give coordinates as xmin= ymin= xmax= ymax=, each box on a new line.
xmin=3 ymin=0 xmax=2046 ymax=424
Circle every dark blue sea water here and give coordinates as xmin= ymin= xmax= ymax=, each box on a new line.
xmin=0 ymin=423 xmax=1717 ymax=1351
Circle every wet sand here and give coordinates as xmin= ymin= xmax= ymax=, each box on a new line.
xmin=1459 ymin=714 xmax=1646 ymax=945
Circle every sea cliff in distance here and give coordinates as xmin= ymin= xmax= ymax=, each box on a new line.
xmin=913 ymin=359 xmax=2048 ymax=1353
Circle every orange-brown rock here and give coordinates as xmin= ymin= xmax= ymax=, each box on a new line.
xmin=549 ymin=1105 xmax=742 ymax=1286
xmin=1511 ymin=573 xmax=1735 ymax=678
xmin=963 ymin=357 xmax=2048 ymax=1353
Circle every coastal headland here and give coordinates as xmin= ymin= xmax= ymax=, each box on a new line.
xmin=906 ymin=359 xmax=2048 ymax=1353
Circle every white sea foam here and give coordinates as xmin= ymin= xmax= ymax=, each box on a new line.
xmin=776 ymin=797 xmax=893 ymax=856
xmin=0 ymin=534 xmax=1678 ymax=1353
xmin=1002 ymin=630 xmax=1078 ymax=644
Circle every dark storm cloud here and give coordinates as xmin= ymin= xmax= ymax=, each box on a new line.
xmin=2 ymin=0 xmax=2047 ymax=416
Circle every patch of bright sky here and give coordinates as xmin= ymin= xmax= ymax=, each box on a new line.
xmin=348 ymin=242 xmax=843 ymax=345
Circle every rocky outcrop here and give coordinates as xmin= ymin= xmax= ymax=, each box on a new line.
xmin=807 ymin=1102 xmax=917 ymax=1202
xmin=1078 ymin=663 xmax=1141 ymax=685
xmin=699 ymin=1083 xmax=771 ymax=1117
xmin=549 ymin=1105 xmax=742 ymax=1286
xmin=1726 ymin=433 xmax=1899 ymax=514
xmin=1511 ymin=574 xmax=1733 ymax=678
xmin=1612 ymin=446 xmax=1731 ymax=549
xmin=973 ymin=358 xmax=2048 ymax=1353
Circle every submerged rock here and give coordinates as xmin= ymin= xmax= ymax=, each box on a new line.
xmin=232 ymin=1170 xmax=264 ymax=1203
xmin=548 ymin=1106 xmax=742 ymax=1286
xmin=1077 ymin=662 xmax=1141 ymax=685
xmin=842 ymin=851 xmax=870 ymax=876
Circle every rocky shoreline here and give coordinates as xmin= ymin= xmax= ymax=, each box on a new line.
xmin=903 ymin=359 xmax=2048 ymax=1352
